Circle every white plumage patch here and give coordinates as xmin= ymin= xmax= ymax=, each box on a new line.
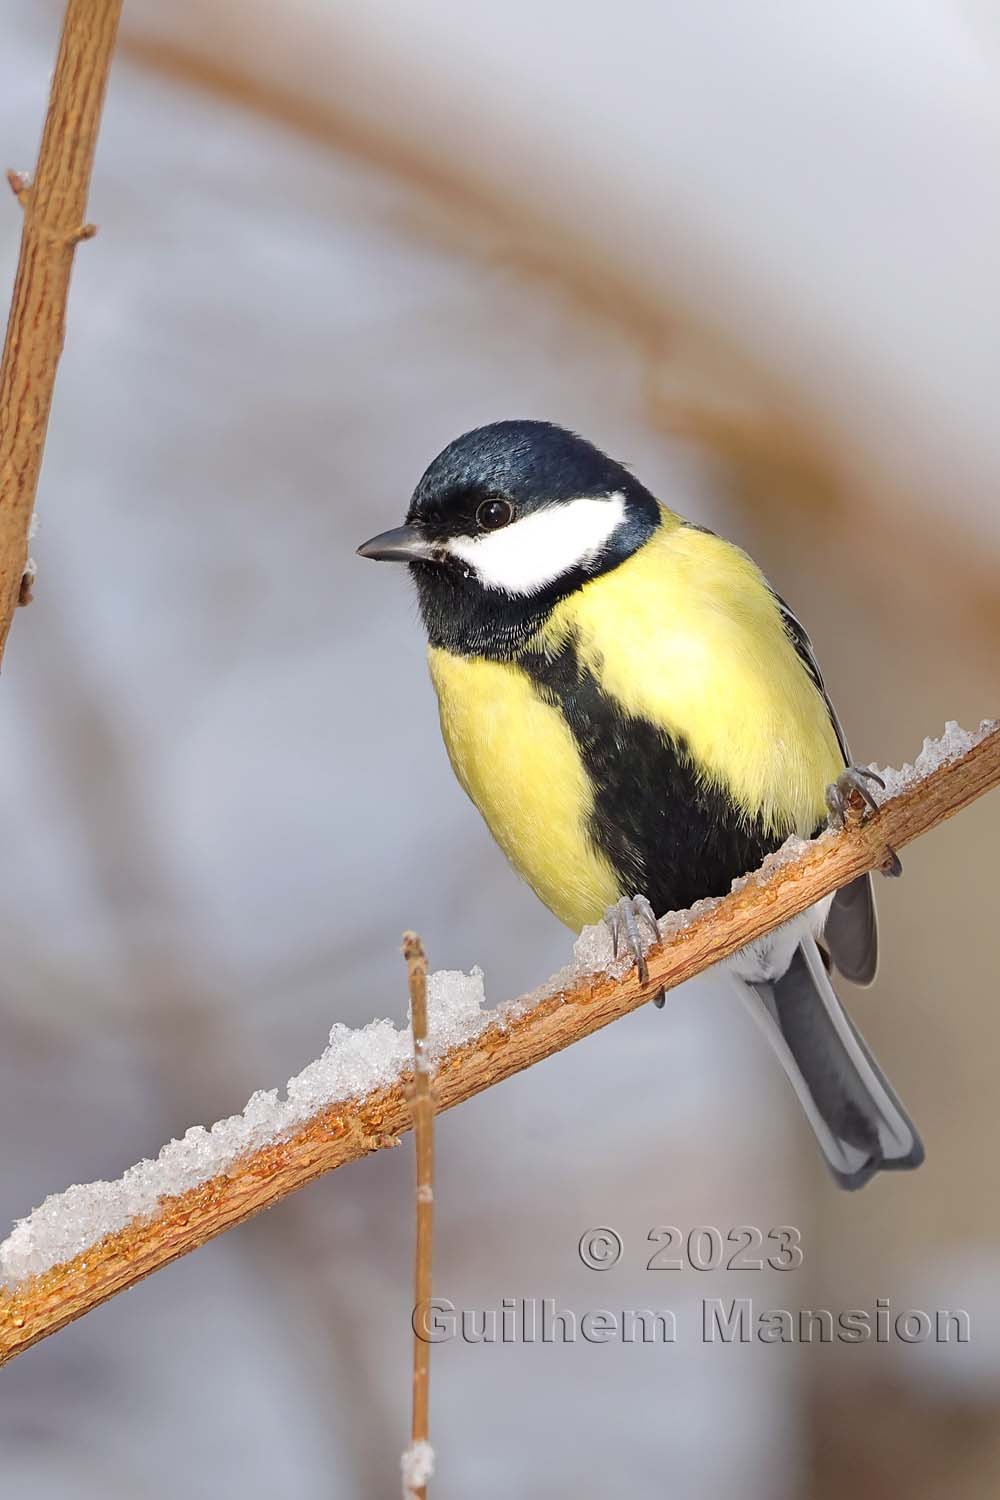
xmin=447 ymin=493 xmax=627 ymax=595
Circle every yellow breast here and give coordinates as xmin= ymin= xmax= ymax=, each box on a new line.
xmin=427 ymin=517 xmax=844 ymax=932
xmin=427 ymin=647 xmax=621 ymax=928
xmin=537 ymin=520 xmax=844 ymax=838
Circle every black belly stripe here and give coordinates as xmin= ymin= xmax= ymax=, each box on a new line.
xmin=518 ymin=634 xmax=786 ymax=915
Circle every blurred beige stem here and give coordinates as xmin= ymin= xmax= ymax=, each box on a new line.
xmin=0 ymin=725 xmax=998 ymax=1366
xmin=403 ymin=933 xmax=434 ymax=1500
xmin=0 ymin=0 xmax=122 ymax=662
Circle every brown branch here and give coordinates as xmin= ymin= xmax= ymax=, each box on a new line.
xmin=0 ymin=724 xmax=998 ymax=1364
xmin=0 ymin=0 xmax=122 ymax=662
xmin=403 ymin=933 xmax=435 ymax=1500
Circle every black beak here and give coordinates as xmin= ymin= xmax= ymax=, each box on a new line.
xmin=356 ymin=524 xmax=440 ymax=563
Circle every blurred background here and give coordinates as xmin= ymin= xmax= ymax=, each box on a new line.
xmin=1 ymin=2 xmax=999 ymax=1495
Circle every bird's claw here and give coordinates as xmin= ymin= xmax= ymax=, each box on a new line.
xmin=604 ymin=894 xmax=660 ymax=995
xmin=825 ymin=765 xmax=883 ymax=827
xmin=825 ymin=766 xmax=902 ymax=877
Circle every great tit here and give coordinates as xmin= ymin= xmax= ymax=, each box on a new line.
xmin=358 ymin=420 xmax=923 ymax=1189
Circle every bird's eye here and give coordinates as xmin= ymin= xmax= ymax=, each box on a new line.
xmin=476 ymin=498 xmax=514 ymax=531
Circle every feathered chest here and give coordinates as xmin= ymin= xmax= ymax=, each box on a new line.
xmin=426 ymin=529 xmax=843 ymax=929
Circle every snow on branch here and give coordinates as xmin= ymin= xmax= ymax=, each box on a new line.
xmin=0 ymin=719 xmax=997 ymax=1364
xmin=0 ymin=0 xmax=121 ymax=661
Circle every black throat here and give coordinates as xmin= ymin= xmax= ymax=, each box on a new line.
xmin=410 ymin=489 xmax=661 ymax=660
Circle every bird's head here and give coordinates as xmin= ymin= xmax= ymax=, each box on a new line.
xmin=357 ymin=420 xmax=662 ymax=656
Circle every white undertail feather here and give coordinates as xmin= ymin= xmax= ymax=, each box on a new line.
xmin=447 ymin=492 xmax=627 ymax=595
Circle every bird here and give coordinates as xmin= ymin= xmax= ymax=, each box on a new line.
xmin=358 ymin=419 xmax=924 ymax=1189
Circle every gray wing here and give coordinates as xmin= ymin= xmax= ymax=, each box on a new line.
xmin=774 ymin=593 xmax=879 ymax=987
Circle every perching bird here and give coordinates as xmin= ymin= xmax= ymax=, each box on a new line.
xmin=358 ymin=420 xmax=923 ymax=1189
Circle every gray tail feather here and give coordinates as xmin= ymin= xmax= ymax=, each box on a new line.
xmin=740 ymin=936 xmax=924 ymax=1190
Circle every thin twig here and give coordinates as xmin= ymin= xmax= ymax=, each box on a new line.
xmin=0 ymin=724 xmax=998 ymax=1364
xmin=0 ymin=0 xmax=122 ymax=662
xmin=402 ymin=933 xmax=435 ymax=1500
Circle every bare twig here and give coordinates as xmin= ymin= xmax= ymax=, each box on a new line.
xmin=0 ymin=724 xmax=997 ymax=1364
xmin=402 ymin=933 xmax=435 ymax=1500
xmin=6 ymin=170 xmax=30 ymax=207
xmin=0 ymin=0 xmax=122 ymax=661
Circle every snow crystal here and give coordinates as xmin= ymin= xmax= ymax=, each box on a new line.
xmin=731 ymin=834 xmax=815 ymax=894
xmin=872 ymin=719 xmax=997 ymax=802
xmin=401 ymin=1439 xmax=435 ymax=1496
xmin=572 ymin=918 xmax=619 ymax=977
xmin=0 ymin=968 xmax=490 ymax=1286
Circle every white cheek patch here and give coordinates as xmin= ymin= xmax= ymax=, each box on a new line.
xmin=447 ymin=493 xmax=627 ymax=595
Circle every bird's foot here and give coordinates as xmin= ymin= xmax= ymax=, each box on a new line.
xmin=825 ymin=766 xmax=903 ymax=877
xmin=604 ymin=894 xmax=665 ymax=1004
xmin=825 ymin=764 xmax=883 ymax=826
